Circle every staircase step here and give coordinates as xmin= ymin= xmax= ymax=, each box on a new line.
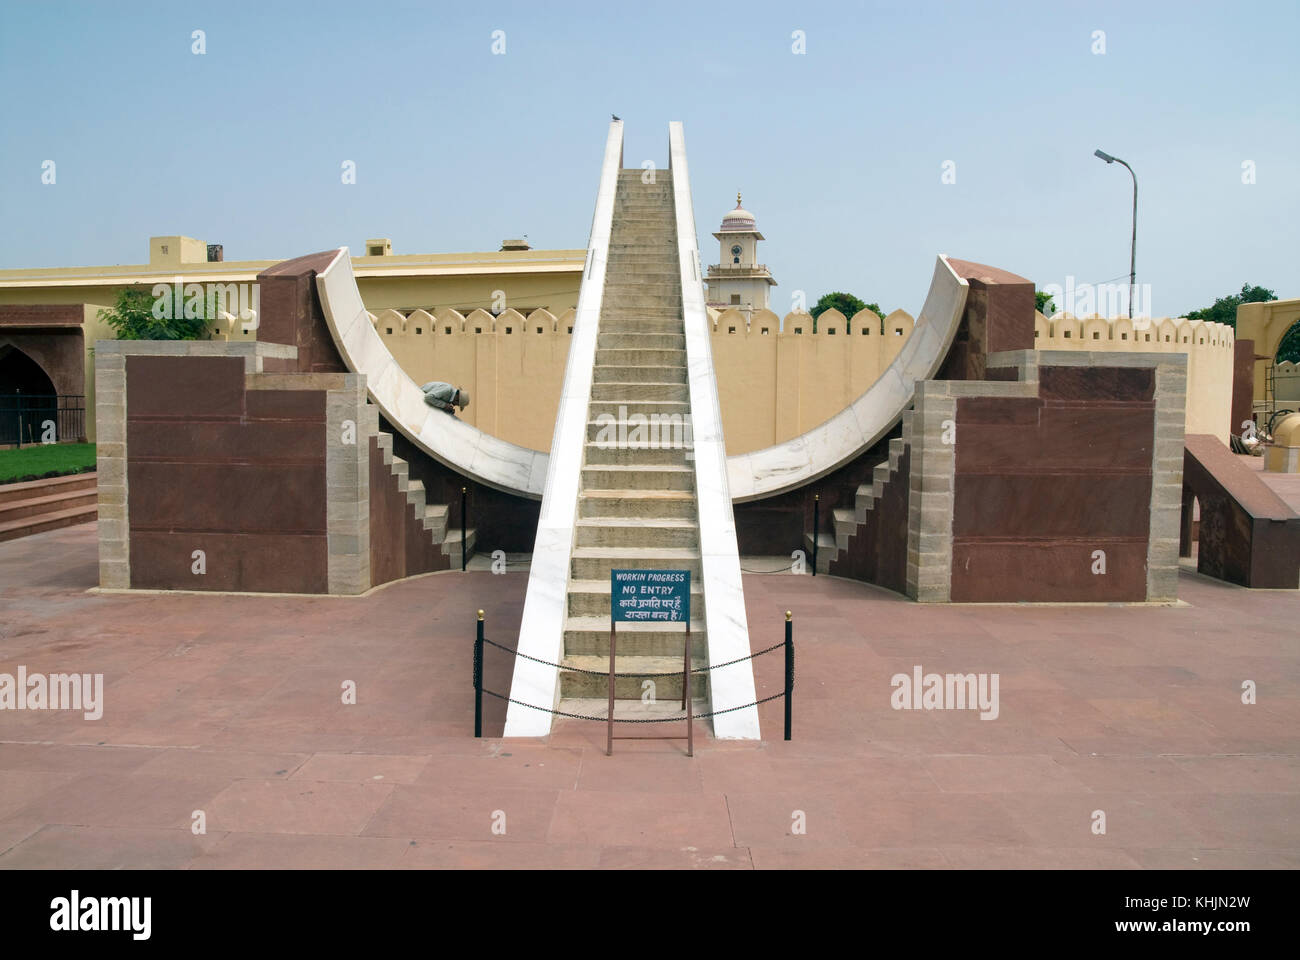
xmin=423 ymin=503 xmax=449 ymax=539
xmin=575 ymin=516 xmax=698 ymax=549
xmin=556 ymin=697 xmax=709 ymax=723
xmin=579 ymin=488 xmax=697 ymax=520
xmin=443 ymin=526 xmax=477 ymax=565
xmin=0 ymin=503 xmax=97 ymax=543
xmin=590 ymin=381 xmax=689 ymax=402
xmin=597 ymin=320 xmax=685 ymax=334
xmin=580 ymin=464 xmax=695 ymax=492
xmin=564 ymin=613 xmax=707 ymax=650
xmin=597 ymin=333 xmax=685 ymax=350
xmin=0 ymin=472 xmax=96 ymax=504
xmin=587 ymin=400 xmax=691 ymax=419
xmin=560 ymin=654 xmax=708 ymax=700
xmin=595 ymin=348 xmax=685 ymax=366
xmin=593 ymin=364 xmax=687 ymax=385
xmin=801 ymin=531 xmax=836 ymax=574
xmin=585 ymin=418 xmax=692 ymax=444
xmin=569 ymin=546 xmax=702 ymax=581
xmin=0 ymin=488 xmax=98 ymax=523
xmin=584 ymin=440 xmax=692 ymax=467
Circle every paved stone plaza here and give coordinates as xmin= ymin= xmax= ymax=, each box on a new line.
xmin=0 ymin=522 xmax=1295 ymax=869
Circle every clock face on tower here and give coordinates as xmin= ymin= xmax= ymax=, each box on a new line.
xmin=730 ymin=245 xmax=742 ymax=257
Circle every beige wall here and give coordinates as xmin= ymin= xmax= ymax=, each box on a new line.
xmin=366 ymin=304 xmax=917 ymax=454
xmin=0 ymin=248 xmax=584 ymax=446
xmin=1035 ymin=312 xmax=1234 ymax=442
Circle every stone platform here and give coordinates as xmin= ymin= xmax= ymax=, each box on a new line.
xmin=0 ymin=523 xmax=1296 ymax=868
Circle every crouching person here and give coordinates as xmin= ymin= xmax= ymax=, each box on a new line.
xmin=420 ymin=382 xmax=471 ymax=416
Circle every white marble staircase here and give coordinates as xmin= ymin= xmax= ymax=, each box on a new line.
xmin=558 ymin=169 xmax=709 ymax=716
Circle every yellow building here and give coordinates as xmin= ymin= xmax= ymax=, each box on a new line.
xmin=0 ymin=235 xmax=584 ymax=442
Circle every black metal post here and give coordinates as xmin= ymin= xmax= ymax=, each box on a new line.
xmin=811 ymin=495 xmax=819 ymax=576
xmin=473 ymin=609 xmax=484 ymax=738
xmin=784 ymin=611 xmax=793 ymax=741
xmin=460 ymin=486 xmax=468 ymax=572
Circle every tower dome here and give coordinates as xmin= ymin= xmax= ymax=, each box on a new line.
xmin=719 ymin=192 xmax=756 ymax=231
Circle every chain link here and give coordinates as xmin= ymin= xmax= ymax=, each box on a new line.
xmin=481 ymin=636 xmax=784 ymax=677
xmin=481 ymin=687 xmax=786 ymax=722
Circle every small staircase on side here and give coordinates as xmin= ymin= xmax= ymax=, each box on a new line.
xmin=0 ymin=472 xmax=97 ymax=543
xmin=804 ymin=412 xmax=913 ymax=573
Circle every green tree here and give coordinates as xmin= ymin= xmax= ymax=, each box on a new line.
xmin=1277 ymin=322 xmax=1300 ymax=364
xmin=1184 ymin=283 xmax=1276 ymax=329
xmin=97 ymin=285 xmax=216 ymax=341
xmin=811 ymin=292 xmax=883 ymax=333
xmin=1035 ymin=289 xmax=1056 ymax=315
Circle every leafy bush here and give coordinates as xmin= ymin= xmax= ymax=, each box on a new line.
xmin=97 ymin=286 xmax=214 ymax=341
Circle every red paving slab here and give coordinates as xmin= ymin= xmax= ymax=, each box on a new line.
xmin=0 ymin=521 xmax=1296 ymax=868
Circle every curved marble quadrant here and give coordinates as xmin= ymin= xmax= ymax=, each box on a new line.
xmin=315 ymin=248 xmax=549 ymax=499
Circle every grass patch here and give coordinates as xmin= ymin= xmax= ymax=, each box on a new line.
xmin=0 ymin=443 xmax=97 ymax=484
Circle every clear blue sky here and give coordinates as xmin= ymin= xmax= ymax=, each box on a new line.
xmin=1 ymin=0 xmax=1295 ymax=317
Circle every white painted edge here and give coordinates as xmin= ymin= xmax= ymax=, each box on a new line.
xmin=728 ymin=255 xmax=969 ymax=503
xmin=670 ymin=121 xmax=761 ymax=740
xmin=316 ymin=249 xmax=548 ymax=499
xmin=503 ymin=120 xmax=625 ymax=737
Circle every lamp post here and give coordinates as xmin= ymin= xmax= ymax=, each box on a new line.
xmin=1093 ymin=149 xmax=1137 ymax=319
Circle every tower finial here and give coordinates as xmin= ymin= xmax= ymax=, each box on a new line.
xmin=737 ymin=190 xmax=742 ymax=207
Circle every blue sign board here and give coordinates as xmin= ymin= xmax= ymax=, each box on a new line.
xmin=610 ymin=569 xmax=691 ymax=623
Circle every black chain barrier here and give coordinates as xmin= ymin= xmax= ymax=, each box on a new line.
xmin=472 ymin=611 xmax=795 ymax=741
xmin=481 ymin=636 xmax=785 ymax=677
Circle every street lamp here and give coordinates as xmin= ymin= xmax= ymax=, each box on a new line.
xmin=1094 ymin=149 xmax=1137 ymax=319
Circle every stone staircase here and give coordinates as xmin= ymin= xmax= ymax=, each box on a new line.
xmin=0 ymin=472 xmax=97 ymax=543
xmin=805 ymin=412 xmax=913 ymax=573
xmin=559 ymin=169 xmax=708 ymax=713
xmin=373 ymin=419 xmax=475 ymax=569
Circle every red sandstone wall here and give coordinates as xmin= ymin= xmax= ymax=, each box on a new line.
xmin=125 ymin=355 xmax=329 ymax=592
xmin=949 ymin=366 xmax=1155 ymax=602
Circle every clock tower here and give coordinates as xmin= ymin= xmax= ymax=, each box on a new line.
xmin=706 ymin=192 xmax=776 ymax=317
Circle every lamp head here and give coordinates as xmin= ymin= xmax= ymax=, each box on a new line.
xmin=1094 ymin=149 xmax=1116 ymax=163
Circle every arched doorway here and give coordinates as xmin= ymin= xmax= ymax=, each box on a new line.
xmin=0 ymin=345 xmax=58 ymax=446
xmin=1269 ymin=319 xmax=1300 ymax=433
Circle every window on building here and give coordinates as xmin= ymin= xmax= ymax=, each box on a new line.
xmin=386 ymin=328 xmax=392 ymax=335
xmin=730 ymin=294 xmax=740 ymax=305
xmin=415 ymin=328 xmax=422 ymax=334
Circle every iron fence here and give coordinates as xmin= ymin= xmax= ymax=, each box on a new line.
xmin=0 ymin=395 xmax=87 ymax=447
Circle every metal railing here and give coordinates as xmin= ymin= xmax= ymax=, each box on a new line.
xmin=0 ymin=395 xmax=87 ymax=447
